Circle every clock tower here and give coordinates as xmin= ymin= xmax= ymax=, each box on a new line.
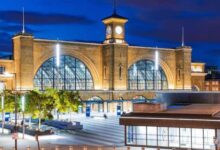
xmin=102 ymin=11 xmax=128 ymax=44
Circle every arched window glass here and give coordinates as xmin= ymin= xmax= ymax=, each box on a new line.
xmin=128 ymin=60 xmax=168 ymax=90
xmin=88 ymin=96 xmax=102 ymax=101
xmin=34 ymin=55 xmax=94 ymax=90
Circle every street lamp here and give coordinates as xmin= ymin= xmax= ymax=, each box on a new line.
xmin=1 ymin=95 xmax=4 ymax=134
xmin=1 ymin=71 xmax=14 ymax=134
xmin=3 ymin=72 xmax=18 ymax=150
xmin=21 ymin=95 xmax=25 ymax=139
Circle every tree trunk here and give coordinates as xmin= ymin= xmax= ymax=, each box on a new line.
xmin=38 ymin=114 xmax=41 ymax=130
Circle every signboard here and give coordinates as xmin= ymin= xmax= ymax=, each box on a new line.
xmin=86 ymin=106 xmax=90 ymax=117
xmin=5 ymin=112 xmax=10 ymax=122
xmin=117 ymin=105 xmax=121 ymax=116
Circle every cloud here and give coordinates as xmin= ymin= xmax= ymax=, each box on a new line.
xmin=0 ymin=32 xmax=12 ymax=54
xmin=0 ymin=10 xmax=95 ymax=25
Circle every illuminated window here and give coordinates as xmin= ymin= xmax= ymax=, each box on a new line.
xmin=34 ymin=55 xmax=94 ymax=90
xmin=191 ymin=65 xmax=203 ymax=72
xmin=204 ymin=129 xmax=215 ymax=149
xmin=128 ymin=60 xmax=168 ymax=90
xmin=0 ymin=66 xmax=5 ymax=74
xmin=158 ymin=127 xmax=168 ymax=147
xmin=147 ymin=126 xmax=157 ymax=146
xmin=169 ymin=128 xmax=179 ymax=147
xmin=192 ymin=128 xmax=203 ymax=149
xmin=180 ymin=128 xmax=191 ymax=148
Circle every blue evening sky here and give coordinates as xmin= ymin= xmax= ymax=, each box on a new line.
xmin=0 ymin=0 xmax=219 ymax=67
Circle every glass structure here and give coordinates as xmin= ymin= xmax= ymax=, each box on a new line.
xmin=128 ymin=60 xmax=168 ymax=90
xmin=34 ymin=55 xmax=94 ymax=90
xmin=126 ymin=126 xmax=216 ymax=150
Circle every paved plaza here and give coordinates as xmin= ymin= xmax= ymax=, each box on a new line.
xmin=0 ymin=115 xmax=123 ymax=150
xmin=0 ymin=115 xmax=169 ymax=150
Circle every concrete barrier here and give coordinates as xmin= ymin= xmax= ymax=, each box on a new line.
xmin=113 ymin=145 xmax=116 ymax=150
xmin=98 ymin=147 xmax=102 ymax=150
xmin=83 ymin=146 xmax=87 ymax=150
xmin=55 ymin=146 xmax=59 ymax=150
xmin=26 ymin=147 xmax=30 ymax=150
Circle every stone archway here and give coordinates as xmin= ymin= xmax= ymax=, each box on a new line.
xmin=128 ymin=56 xmax=175 ymax=90
xmin=34 ymin=49 xmax=101 ymax=90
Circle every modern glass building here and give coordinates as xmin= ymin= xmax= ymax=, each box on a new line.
xmin=126 ymin=126 xmax=215 ymax=149
xmin=120 ymin=104 xmax=220 ymax=150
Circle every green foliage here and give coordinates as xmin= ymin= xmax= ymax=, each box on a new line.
xmin=26 ymin=88 xmax=80 ymax=120
xmin=0 ymin=90 xmax=21 ymax=113
xmin=0 ymin=88 xmax=80 ymax=125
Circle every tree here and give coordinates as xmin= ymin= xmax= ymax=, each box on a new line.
xmin=45 ymin=89 xmax=80 ymax=120
xmin=0 ymin=90 xmax=21 ymax=114
xmin=26 ymin=90 xmax=51 ymax=129
xmin=26 ymin=89 xmax=80 ymax=129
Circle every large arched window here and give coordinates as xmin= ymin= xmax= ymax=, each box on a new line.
xmin=34 ymin=55 xmax=94 ymax=90
xmin=128 ymin=60 xmax=168 ymax=90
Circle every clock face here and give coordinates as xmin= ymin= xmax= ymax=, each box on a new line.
xmin=115 ymin=26 xmax=123 ymax=34
xmin=106 ymin=26 xmax=112 ymax=35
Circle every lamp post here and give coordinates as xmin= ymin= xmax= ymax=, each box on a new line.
xmin=13 ymin=73 xmax=18 ymax=150
xmin=21 ymin=95 xmax=25 ymax=139
xmin=1 ymin=95 xmax=4 ymax=134
xmin=3 ymin=72 xmax=17 ymax=150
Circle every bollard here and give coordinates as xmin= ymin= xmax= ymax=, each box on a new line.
xmin=55 ymin=146 xmax=59 ymax=150
xmin=113 ymin=145 xmax=116 ymax=150
xmin=127 ymin=147 xmax=130 ymax=150
xmin=69 ymin=146 xmax=73 ymax=150
xmin=26 ymin=147 xmax=30 ymax=150
xmin=83 ymin=146 xmax=87 ymax=150
xmin=97 ymin=147 xmax=102 ymax=150
xmin=141 ymin=147 xmax=145 ymax=150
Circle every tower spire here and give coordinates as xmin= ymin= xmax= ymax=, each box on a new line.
xmin=22 ymin=7 xmax=25 ymax=34
xmin=181 ymin=26 xmax=185 ymax=47
xmin=113 ymin=0 xmax=117 ymax=14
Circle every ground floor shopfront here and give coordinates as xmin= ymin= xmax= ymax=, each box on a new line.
xmin=80 ymin=98 xmax=150 ymax=115
xmin=77 ymin=91 xmax=157 ymax=115
xmin=126 ymin=126 xmax=216 ymax=149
